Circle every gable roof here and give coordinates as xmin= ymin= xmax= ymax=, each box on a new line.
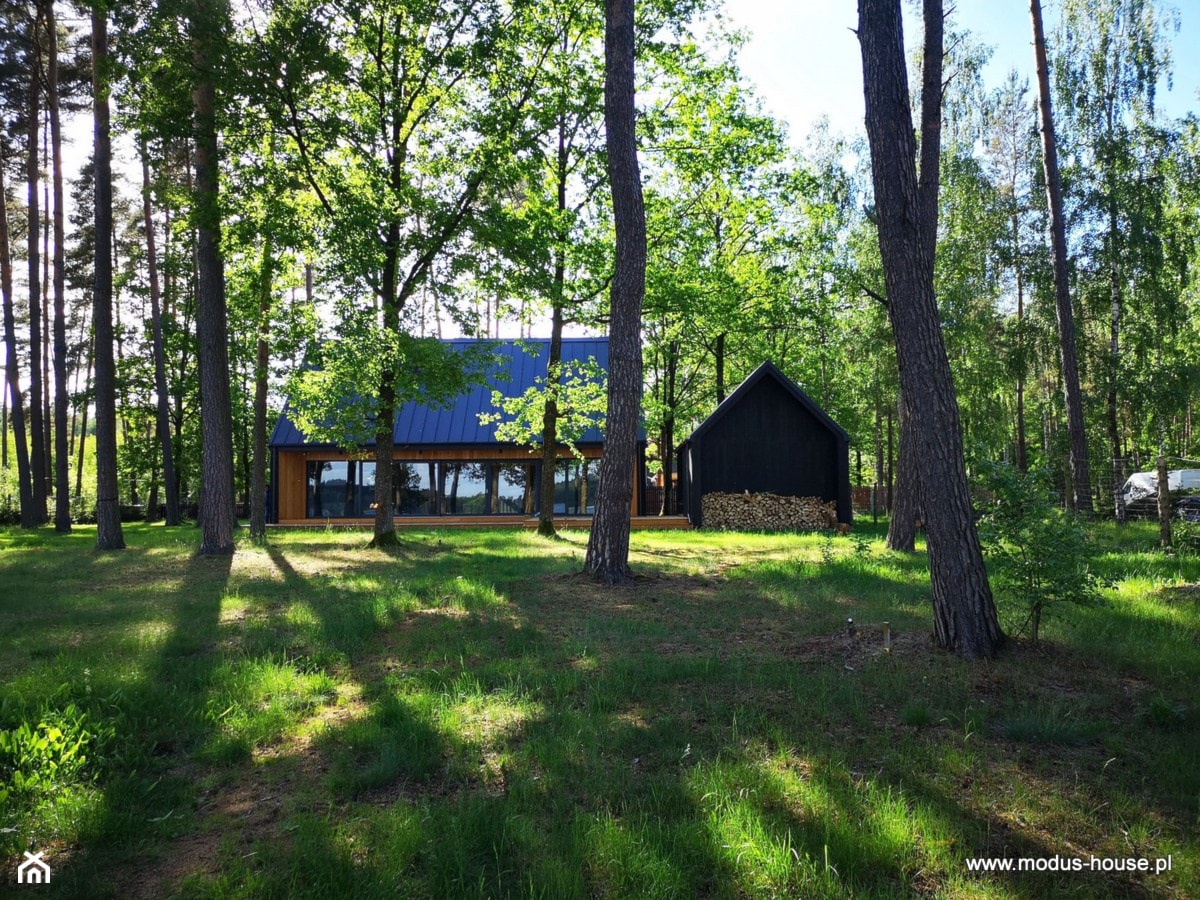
xmin=679 ymin=360 xmax=849 ymax=448
xmin=270 ymin=337 xmax=616 ymax=449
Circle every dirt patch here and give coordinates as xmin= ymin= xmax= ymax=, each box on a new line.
xmin=787 ymin=627 xmax=936 ymax=667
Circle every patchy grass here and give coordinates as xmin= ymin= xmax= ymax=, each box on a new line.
xmin=0 ymin=521 xmax=1197 ymax=897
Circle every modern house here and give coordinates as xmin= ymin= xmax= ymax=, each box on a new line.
xmin=676 ymin=361 xmax=852 ymax=527
xmin=268 ymin=338 xmax=648 ymax=525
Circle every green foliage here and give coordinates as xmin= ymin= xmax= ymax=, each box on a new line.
xmin=478 ymin=355 xmax=607 ymax=458
xmin=288 ymin=334 xmax=498 ymax=448
xmin=0 ymin=704 xmax=113 ymax=810
xmin=978 ymin=464 xmax=1108 ymax=641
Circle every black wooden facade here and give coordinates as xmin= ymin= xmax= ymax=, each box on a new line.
xmin=675 ymin=361 xmax=852 ymax=527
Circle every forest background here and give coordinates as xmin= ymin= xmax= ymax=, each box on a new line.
xmin=1 ymin=0 xmax=1198 ymax=538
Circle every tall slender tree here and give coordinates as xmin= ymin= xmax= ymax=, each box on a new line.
xmin=26 ymin=4 xmax=48 ymax=524
xmin=1 ymin=152 xmax=36 ymax=528
xmin=191 ymin=0 xmax=236 ymax=554
xmin=140 ymin=142 xmax=180 ymax=525
xmin=585 ymin=0 xmax=645 ymax=583
xmin=47 ymin=0 xmax=70 ymax=532
xmin=1030 ymin=0 xmax=1093 ymax=515
xmin=858 ymin=0 xmax=1003 ymax=659
xmin=92 ymin=4 xmax=124 ymax=550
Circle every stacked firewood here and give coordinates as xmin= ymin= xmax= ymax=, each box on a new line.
xmin=702 ymin=491 xmax=838 ymax=531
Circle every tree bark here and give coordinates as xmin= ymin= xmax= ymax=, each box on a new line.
xmin=92 ymin=7 xmax=124 ymax=550
xmin=141 ymin=142 xmax=180 ymax=525
xmin=27 ymin=8 xmax=48 ymax=525
xmin=74 ymin=335 xmax=92 ymax=500
xmin=249 ymin=234 xmax=274 ymax=540
xmin=585 ymin=0 xmax=645 ymax=585
xmin=538 ymin=304 xmax=564 ymax=536
xmin=191 ymin=0 xmax=236 ymax=554
xmin=48 ymin=0 xmax=70 ymax=532
xmin=1030 ymin=0 xmax=1093 ymax=516
xmin=659 ymin=339 xmax=677 ymax=516
xmin=859 ymin=0 xmax=1003 ymax=659
xmin=1 ymin=155 xmax=36 ymax=527
xmin=886 ymin=391 xmax=919 ymax=552
xmin=885 ymin=0 xmax=939 ymax=555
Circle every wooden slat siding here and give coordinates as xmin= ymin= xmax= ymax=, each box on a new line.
xmin=278 ymin=451 xmax=307 ymax=520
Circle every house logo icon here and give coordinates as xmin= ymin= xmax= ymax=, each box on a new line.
xmin=17 ymin=851 xmax=51 ymax=884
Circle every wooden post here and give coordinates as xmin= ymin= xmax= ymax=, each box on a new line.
xmin=1157 ymin=455 xmax=1172 ymax=548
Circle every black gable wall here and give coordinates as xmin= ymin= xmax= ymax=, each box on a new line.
xmin=701 ymin=377 xmax=838 ymax=499
xmin=678 ymin=366 xmax=852 ymax=527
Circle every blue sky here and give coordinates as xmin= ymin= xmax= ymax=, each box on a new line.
xmin=723 ymin=0 xmax=1200 ymax=145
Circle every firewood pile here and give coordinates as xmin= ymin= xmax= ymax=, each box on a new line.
xmin=701 ymin=491 xmax=838 ymax=531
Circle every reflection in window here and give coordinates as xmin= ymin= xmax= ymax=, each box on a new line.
xmin=495 ymin=465 xmax=532 ymax=514
xmin=304 ymin=458 xmax=593 ymax=518
xmin=306 ymin=460 xmax=376 ymax=517
xmin=394 ymin=462 xmax=435 ymax=515
xmin=553 ymin=459 xmax=598 ymax=515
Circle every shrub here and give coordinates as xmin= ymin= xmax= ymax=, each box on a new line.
xmin=978 ymin=463 xmax=1107 ymax=643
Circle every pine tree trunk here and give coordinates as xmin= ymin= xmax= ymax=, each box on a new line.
xmin=1030 ymin=0 xmax=1093 ymax=516
xmin=250 ymin=236 xmax=274 ymax=540
xmin=191 ymin=0 xmax=235 ymax=554
xmin=27 ymin=10 xmax=48 ymax=525
xmin=92 ymin=7 xmax=124 ymax=550
xmin=48 ymin=1 xmax=70 ymax=532
xmin=74 ymin=335 xmax=92 ymax=500
xmin=1 ymin=156 xmax=36 ymax=526
xmin=585 ymin=0 xmax=645 ymax=585
xmin=859 ymin=0 xmax=1003 ymax=659
xmin=886 ymin=390 xmax=919 ymax=552
xmin=141 ymin=142 xmax=180 ymax=525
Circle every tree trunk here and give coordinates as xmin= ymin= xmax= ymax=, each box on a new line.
xmin=659 ymin=339 xmax=677 ymax=516
xmin=141 ymin=142 xmax=180 ymax=525
xmin=585 ymin=0 xmax=645 ymax=584
xmin=48 ymin=2 xmax=70 ymax=531
xmin=92 ymin=7 xmax=124 ymax=550
xmin=370 ymin=217 xmax=401 ymax=547
xmin=1156 ymin=454 xmax=1171 ymax=548
xmin=1013 ymin=211 xmax=1028 ymax=472
xmin=249 ymin=235 xmax=274 ymax=540
xmin=1106 ymin=199 xmax=1125 ymax=522
xmin=859 ymin=0 xmax=1003 ymax=659
xmin=538 ymin=304 xmax=564 ymax=536
xmin=74 ymin=335 xmax=92 ymax=500
xmin=1 ymin=155 xmax=36 ymax=527
xmin=714 ymin=332 xmax=726 ymax=403
xmin=191 ymin=0 xmax=235 ymax=554
xmin=1030 ymin=0 xmax=1093 ymax=516
xmin=27 ymin=9 xmax=48 ymax=525
xmin=886 ymin=390 xmax=919 ymax=552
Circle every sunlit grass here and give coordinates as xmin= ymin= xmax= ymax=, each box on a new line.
xmin=0 ymin=521 xmax=1197 ymax=896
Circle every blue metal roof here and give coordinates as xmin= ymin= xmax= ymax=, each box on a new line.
xmin=270 ymin=337 xmax=620 ymax=449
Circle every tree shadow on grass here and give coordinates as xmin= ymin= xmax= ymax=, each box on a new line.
xmin=39 ymin=532 xmax=1193 ymax=897
xmin=46 ymin=550 xmax=232 ymax=898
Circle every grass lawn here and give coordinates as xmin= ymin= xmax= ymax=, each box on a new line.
xmin=1 ymin=521 xmax=1197 ymax=897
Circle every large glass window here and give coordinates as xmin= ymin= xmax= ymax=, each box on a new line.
xmin=552 ymin=459 xmax=599 ymax=515
xmin=394 ymin=462 xmax=436 ymax=515
xmin=439 ymin=463 xmax=488 ymax=514
xmin=306 ymin=460 xmax=376 ymax=518
xmin=304 ymin=458 xmax=597 ymax=518
xmin=494 ymin=465 xmax=532 ymax=514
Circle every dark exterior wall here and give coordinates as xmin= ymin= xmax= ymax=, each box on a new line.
xmin=681 ymin=377 xmax=852 ymax=526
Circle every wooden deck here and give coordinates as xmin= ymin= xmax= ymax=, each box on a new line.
xmin=270 ymin=515 xmax=691 ymax=531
